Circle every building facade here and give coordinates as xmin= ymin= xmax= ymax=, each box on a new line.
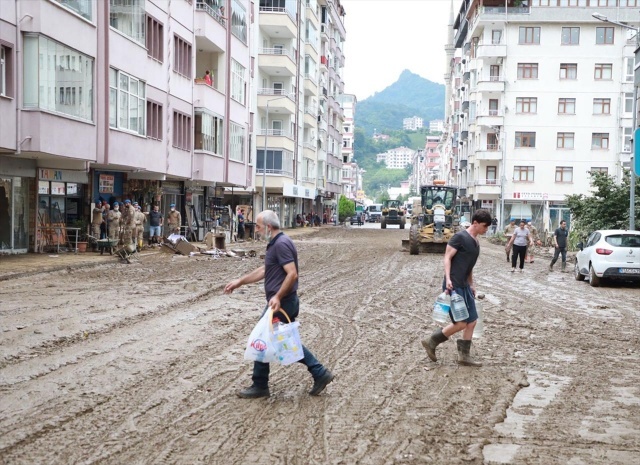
xmin=376 ymin=146 xmax=416 ymax=170
xmin=0 ymin=0 xmax=347 ymax=253
xmin=403 ymin=116 xmax=424 ymax=130
xmin=444 ymin=0 xmax=637 ymax=233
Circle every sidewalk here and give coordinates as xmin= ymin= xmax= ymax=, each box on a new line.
xmin=0 ymin=226 xmax=323 ymax=281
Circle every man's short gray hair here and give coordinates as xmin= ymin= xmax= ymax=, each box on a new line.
xmin=260 ymin=210 xmax=281 ymax=229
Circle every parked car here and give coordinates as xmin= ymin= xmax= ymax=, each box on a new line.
xmin=574 ymin=229 xmax=640 ymax=287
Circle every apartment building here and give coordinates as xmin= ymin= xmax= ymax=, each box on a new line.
xmin=403 ymin=116 xmax=424 ymax=130
xmin=0 ymin=0 xmax=253 ymax=253
xmin=376 ymin=146 xmax=416 ymax=170
xmin=429 ymin=119 xmax=445 ymax=132
xmin=339 ymin=93 xmax=358 ymax=199
xmin=444 ymin=0 xmax=637 ymax=232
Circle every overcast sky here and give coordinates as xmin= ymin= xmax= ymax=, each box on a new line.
xmin=341 ymin=0 xmax=453 ymax=100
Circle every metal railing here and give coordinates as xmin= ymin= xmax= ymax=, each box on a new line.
xmin=259 ymin=47 xmax=295 ymax=62
xmin=196 ymin=1 xmax=226 ymax=26
xmin=258 ymin=129 xmax=293 ymax=138
xmin=475 ymin=179 xmax=500 ymax=186
xmin=259 ymin=6 xmax=296 ymax=23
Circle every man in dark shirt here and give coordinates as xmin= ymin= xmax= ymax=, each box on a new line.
xmin=549 ymin=220 xmax=569 ymax=272
xmin=237 ymin=209 xmax=245 ymax=240
xmin=224 ymin=210 xmax=334 ymax=398
xmin=146 ymin=205 xmax=163 ymax=244
xmin=422 ymin=209 xmax=492 ymax=367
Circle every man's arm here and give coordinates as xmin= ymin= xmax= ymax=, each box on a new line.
xmin=268 ymin=262 xmax=298 ymax=310
xmin=553 ymin=229 xmax=559 ymax=247
xmin=224 ymin=265 xmax=266 ymax=294
xmin=443 ymin=244 xmax=458 ymax=291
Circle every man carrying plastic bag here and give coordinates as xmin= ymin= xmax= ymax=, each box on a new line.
xmin=224 ymin=210 xmax=334 ymax=399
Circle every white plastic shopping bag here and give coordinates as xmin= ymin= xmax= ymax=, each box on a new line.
xmin=272 ymin=320 xmax=304 ymax=365
xmin=244 ymin=308 xmax=278 ymax=363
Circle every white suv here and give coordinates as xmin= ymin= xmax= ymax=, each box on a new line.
xmin=574 ymin=229 xmax=640 ymax=287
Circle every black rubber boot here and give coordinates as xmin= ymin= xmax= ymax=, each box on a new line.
xmin=237 ymin=385 xmax=270 ymax=399
xmin=422 ymin=329 xmax=449 ymax=362
xmin=561 ymin=262 xmax=567 ymax=273
xmin=457 ymin=339 xmax=482 ymax=367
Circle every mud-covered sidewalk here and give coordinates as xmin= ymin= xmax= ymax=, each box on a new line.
xmin=1 ymin=226 xmax=638 ymax=464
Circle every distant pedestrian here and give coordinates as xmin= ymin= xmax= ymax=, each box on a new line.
xmin=503 ymin=219 xmax=516 ymax=262
xmin=107 ymin=202 xmax=122 ymax=242
xmin=526 ymin=221 xmax=540 ymax=263
xmin=507 ymin=221 xmax=533 ymax=273
xmin=146 ymin=205 xmax=163 ymax=244
xmin=204 ymin=70 xmax=213 ymax=86
xmin=422 ymin=209 xmax=492 ymax=367
xmin=237 ymin=209 xmax=245 ymax=240
xmin=166 ymin=203 xmax=181 ymax=235
xmin=224 ymin=210 xmax=334 ymax=398
xmin=91 ymin=200 xmax=104 ymax=241
xmin=549 ymin=220 xmax=569 ymax=272
xmin=490 ymin=216 xmax=498 ymax=235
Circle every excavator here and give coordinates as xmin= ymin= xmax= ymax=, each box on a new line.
xmin=402 ymin=180 xmax=459 ymax=254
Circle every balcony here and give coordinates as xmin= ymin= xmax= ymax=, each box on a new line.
xmin=461 ymin=130 xmax=468 ymax=141
xmin=196 ymin=1 xmax=225 ymax=26
xmin=194 ymin=81 xmax=225 ymax=114
xmin=259 ymin=48 xmax=296 ymax=76
xmin=259 ymin=4 xmax=297 ymax=37
xmin=304 ymin=74 xmax=318 ymax=95
xmin=476 ymin=111 xmax=504 ymax=127
xmin=477 ymin=78 xmax=504 ymax=93
xmin=303 ymin=107 xmax=316 ymax=127
xmin=195 ymin=2 xmax=227 ymax=51
xmin=474 ymin=178 xmax=501 ymax=195
xmin=257 ymin=90 xmax=296 ymax=114
xmin=476 ymin=44 xmax=506 ymax=58
xmin=461 ymin=101 xmax=469 ymax=112
xmin=475 ymin=145 xmax=502 ymax=161
xmin=463 ymin=71 xmax=470 ymax=83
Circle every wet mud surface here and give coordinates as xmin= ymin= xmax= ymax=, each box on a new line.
xmin=1 ymin=226 xmax=639 ymax=464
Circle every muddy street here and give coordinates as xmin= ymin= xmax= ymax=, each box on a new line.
xmin=1 ymin=226 xmax=639 ymax=465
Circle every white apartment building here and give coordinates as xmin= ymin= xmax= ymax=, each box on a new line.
xmin=429 ymin=119 xmax=445 ymax=132
xmin=376 ymin=146 xmax=416 ymax=169
xmin=339 ymin=94 xmax=361 ymax=200
xmin=403 ymin=116 xmax=424 ymax=130
xmin=444 ymin=0 xmax=637 ymax=232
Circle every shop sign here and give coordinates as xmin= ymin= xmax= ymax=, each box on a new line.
xmin=39 ymin=168 xmax=88 ymax=184
xmin=99 ymin=174 xmax=115 ymax=193
xmin=283 ymin=184 xmax=315 ymax=199
xmin=511 ymin=192 xmax=544 ymax=200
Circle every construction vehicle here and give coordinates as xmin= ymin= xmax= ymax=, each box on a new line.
xmin=381 ymin=199 xmax=406 ymax=229
xmin=402 ymin=181 xmax=459 ymax=254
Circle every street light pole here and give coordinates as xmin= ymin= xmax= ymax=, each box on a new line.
xmin=593 ymin=12 xmax=637 ymax=230
xmin=262 ymin=94 xmax=290 ymax=212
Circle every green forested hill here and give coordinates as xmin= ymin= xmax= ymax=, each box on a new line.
xmin=355 ymin=70 xmax=445 ymax=136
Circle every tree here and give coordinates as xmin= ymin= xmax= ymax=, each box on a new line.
xmin=338 ymin=195 xmax=355 ymax=222
xmin=566 ymin=171 xmax=640 ymax=238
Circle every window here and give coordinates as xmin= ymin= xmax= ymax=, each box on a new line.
xmin=146 ymin=16 xmax=163 ymax=62
xmin=555 ymin=167 xmax=573 ymax=183
xmin=229 ymin=122 xmax=245 ymax=161
xmin=557 ymin=132 xmax=574 ymax=149
xmin=146 ymin=101 xmax=162 ymax=140
xmin=594 ymin=63 xmax=612 ymax=80
xmin=173 ymin=35 xmax=192 ymax=77
xmin=173 ymin=111 xmax=191 ymax=150
xmin=558 ymin=98 xmax=576 ymax=114
xmin=593 ymin=98 xmax=610 ymax=115
xmin=560 ymin=63 xmax=577 ymax=80
xmin=516 ymin=97 xmax=537 ymax=114
xmin=256 ymin=149 xmax=294 ymax=176
xmin=517 ymin=63 xmax=538 ymax=80
xmin=486 ymin=166 xmax=497 ymax=184
xmin=515 ymin=132 xmax=536 ymax=148
xmin=590 ymin=167 xmax=608 ymax=175
xmin=592 ymin=133 xmax=609 ymax=149
xmin=626 ymin=58 xmax=634 ymax=82
xmin=561 ymin=27 xmax=579 ymax=45
xmin=109 ymin=0 xmax=145 ymax=44
xmin=0 ymin=44 xmax=10 ymax=97
xmin=514 ymin=166 xmax=534 ymax=182
xmin=490 ymin=65 xmax=501 ymax=81
xmin=625 ymin=93 xmax=634 ymax=113
xmin=109 ymin=67 xmax=145 ymax=134
xmin=519 ymin=27 xmax=540 ymax=45
xmin=492 ymin=30 xmax=502 ymax=45
xmin=231 ymin=59 xmax=246 ymax=104
xmin=55 ymin=0 xmax=92 ymax=20
xmin=231 ymin=0 xmax=248 ymax=43
xmin=596 ymin=27 xmax=614 ymax=45
xmin=623 ymin=127 xmax=632 ymax=152
xmin=489 ymin=99 xmax=499 ymax=116
xmin=23 ymin=35 xmax=94 ymax=121
xmin=195 ymin=110 xmax=223 ymax=153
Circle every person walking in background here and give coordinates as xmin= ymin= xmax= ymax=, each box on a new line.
xmin=134 ymin=204 xmax=146 ymax=250
xmin=507 ymin=221 xmax=533 ymax=273
xmin=101 ymin=202 xmax=111 ymax=239
xmin=421 ymin=209 xmax=492 ymax=367
xmin=166 ymin=203 xmax=181 ymax=235
xmin=549 ymin=220 xmax=569 ymax=272
xmin=224 ymin=210 xmax=334 ymax=398
xmin=503 ymin=219 xmax=517 ymax=262
xmin=146 ymin=205 xmax=163 ymax=245
xmin=91 ymin=200 xmax=104 ymax=242
xmin=526 ymin=221 xmax=541 ymax=263
xmin=120 ymin=199 xmax=136 ymax=247
xmin=237 ymin=208 xmax=245 ymax=240
xmin=490 ymin=216 xmax=498 ymax=236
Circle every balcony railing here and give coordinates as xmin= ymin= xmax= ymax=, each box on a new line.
xmin=196 ymin=0 xmax=226 ymax=26
xmin=260 ymin=47 xmax=295 ymax=62
xmin=304 ymin=73 xmax=317 ymax=84
xmin=487 ymin=143 xmax=500 ymax=151
xmin=259 ymin=5 xmax=296 ymax=23
xmin=489 ymin=74 xmax=502 ymax=82
xmin=475 ymin=178 xmax=500 ymax=186
xmin=304 ymin=106 xmax=317 ymax=115
xmin=303 ymin=141 xmax=316 ymax=150
xmin=258 ymin=129 xmax=293 ymax=138
xmin=301 ymin=176 xmax=315 ymax=183
xmin=258 ymin=88 xmax=294 ymax=99
xmin=482 ymin=6 xmax=530 ymax=15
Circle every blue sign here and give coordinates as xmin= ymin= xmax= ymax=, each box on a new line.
xmin=635 ymin=128 xmax=640 ymax=176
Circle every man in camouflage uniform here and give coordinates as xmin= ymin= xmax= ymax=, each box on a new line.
xmin=134 ymin=203 xmax=146 ymax=250
xmin=91 ymin=200 xmax=104 ymax=240
xmin=526 ymin=221 xmax=541 ymax=263
xmin=120 ymin=199 xmax=136 ymax=247
xmin=107 ymin=202 xmax=122 ymax=241
xmin=166 ymin=203 xmax=181 ymax=236
xmin=503 ymin=219 xmax=517 ymax=262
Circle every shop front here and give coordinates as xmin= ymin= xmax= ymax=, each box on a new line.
xmin=0 ymin=157 xmax=34 ymax=253
xmin=283 ymin=183 xmax=316 ymax=229
xmin=92 ymin=171 xmax=125 ymax=206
